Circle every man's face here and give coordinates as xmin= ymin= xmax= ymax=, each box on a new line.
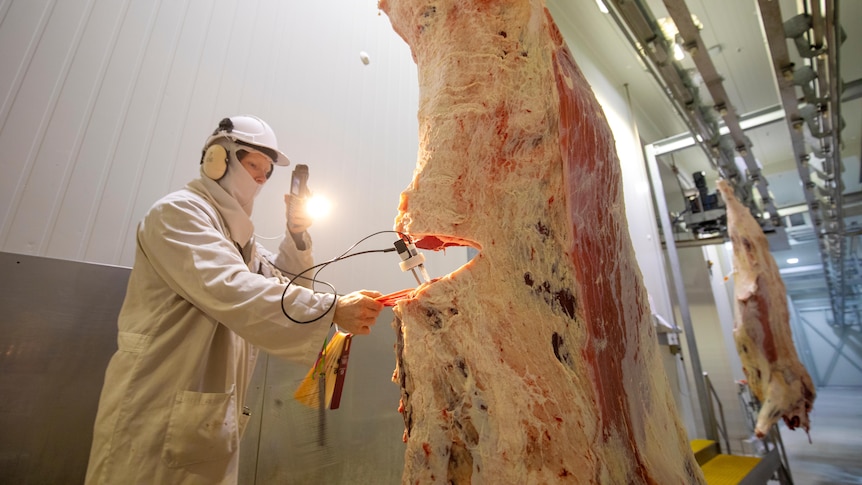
xmin=239 ymin=150 xmax=273 ymax=184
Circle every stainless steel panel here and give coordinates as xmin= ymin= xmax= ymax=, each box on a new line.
xmin=239 ymin=308 xmax=406 ymax=484
xmin=0 ymin=252 xmax=129 ymax=484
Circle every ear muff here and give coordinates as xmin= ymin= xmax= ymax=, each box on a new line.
xmin=202 ymin=144 xmax=228 ymax=180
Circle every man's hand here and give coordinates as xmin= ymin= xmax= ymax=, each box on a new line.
xmin=333 ymin=290 xmax=384 ymax=335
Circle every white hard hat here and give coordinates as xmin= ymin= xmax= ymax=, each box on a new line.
xmin=203 ymin=115 xmax=290 ymax=166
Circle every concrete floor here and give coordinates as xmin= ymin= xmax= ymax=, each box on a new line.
xmin=777 ymin=387 xmax=862 ymax=485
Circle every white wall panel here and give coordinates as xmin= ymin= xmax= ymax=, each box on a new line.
xmin=124 ymin=0 xmax=207 ymax=263
xmin=37 ymin=0 xmax=130 ymax=260
xmin=167 ymin=0 xmax=239 ymax=191
xmin=86 ymin=0 xmax=188 ymax=263
xmin=49 ymin=0 xmax=157 ymax=261
xmin=1 ymin=0 xmax=91 ymax=253
xmin=0 ymin=0 xmax=50 ymax=126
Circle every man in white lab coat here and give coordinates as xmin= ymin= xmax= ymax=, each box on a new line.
xmin=85 ymin=115 xmax=384 ymax=484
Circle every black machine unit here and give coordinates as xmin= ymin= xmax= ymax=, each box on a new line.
xmin=683 ymin=171 xmax=727 ymax=236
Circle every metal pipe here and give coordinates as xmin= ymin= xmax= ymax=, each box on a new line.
xmin=704 ymin=372 xmax=731 ymax=454
xmin=646 ymin=144 xmax=714 ymax=441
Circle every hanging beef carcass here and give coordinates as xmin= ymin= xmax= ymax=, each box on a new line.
xmin=716 ymin=179 xmax=815 ymax=438
xmin=380 ymin=0 xmax=705 ymax=483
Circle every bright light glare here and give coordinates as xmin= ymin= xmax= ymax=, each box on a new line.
xmin=306 ymin=194 xmax=332 ymax=220
xmin=786 ymin=257 xmax=799 ymax=264
xmin=673 ymin=43 xmax=685 ymax=61
xmin=595 ymin=0 xmax=609 ymax=13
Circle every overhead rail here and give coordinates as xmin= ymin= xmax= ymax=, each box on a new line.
xmin=662 ymin=0 xmax=780 ymax=228
xmin=604 ymin=0 xmax=779 ymax=224
xmin=756 ymin=0 xmax=849 ymax=325
xmin=605 ymin=0 xmax=852 ymax=327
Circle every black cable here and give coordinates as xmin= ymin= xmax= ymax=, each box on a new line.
xmin=280 ymin=249 xmax=396 ymax=324
xmin=276 ymin=230 xmax=409 ymax=324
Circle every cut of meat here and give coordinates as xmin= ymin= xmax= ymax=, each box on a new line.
xmin=716 ymin=179 xmax=816 ymax=438
xmin=376 ymin=288 xmax=417 ymax=307
xmin=380 ymin=0 xmax=705 ymax=483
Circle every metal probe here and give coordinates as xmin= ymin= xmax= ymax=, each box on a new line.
xmin=393 ymin=239 xmax=431 ymax=285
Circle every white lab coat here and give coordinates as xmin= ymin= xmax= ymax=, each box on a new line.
xmin=85 ymin=178 xmax=334 ymax=484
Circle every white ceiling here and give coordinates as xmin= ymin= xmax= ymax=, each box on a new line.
xmin=548 ymin=0 xmax=861 ymax=308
